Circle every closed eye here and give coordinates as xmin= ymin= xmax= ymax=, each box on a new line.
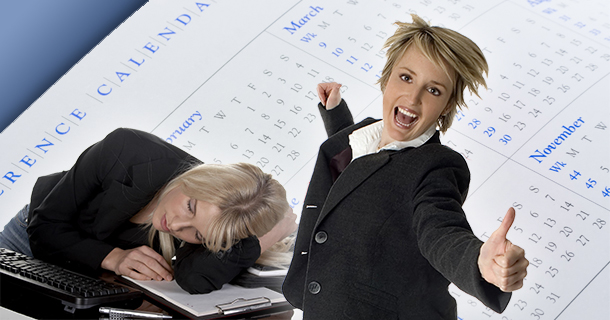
xmin=187 ymin=199 xmax=193 ymax=213
xmin=188 ymin=199 xmax=203 ymax=243
xmin=187 ymin=199 xmax=198 ymax=218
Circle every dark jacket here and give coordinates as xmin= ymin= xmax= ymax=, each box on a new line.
xmin=27 ymin=128 xmax=260 ymax=293
xmin=283 ymin=100 xmax=510 ymax=319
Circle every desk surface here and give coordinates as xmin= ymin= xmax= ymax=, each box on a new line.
xmin=1 ymin=273 xmax=298 ymax=319
xmin=1 ymin=288 xmax=297 ymax=320
xmin=0 ymin=306 xmax=34 ymax=320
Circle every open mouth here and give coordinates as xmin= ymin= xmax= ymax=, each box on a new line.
xmin=394 ymin=107 xmax=418 ymax=128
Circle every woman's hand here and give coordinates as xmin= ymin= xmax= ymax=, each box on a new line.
xmin=478 ymin=207 xmax=529 ymax=292
xmin=101 ymin=246 xmax=174 ymax=281
xmin=317 ymin=82 xmax=342 ymax=110
xmin=258 ymin=207 xmax=298 ymax=253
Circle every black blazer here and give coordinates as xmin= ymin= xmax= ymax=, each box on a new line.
xmin=27 ymin=128 xmax=260 ymax=293
xmin=283 ymin=100 xmax=510 ymax=319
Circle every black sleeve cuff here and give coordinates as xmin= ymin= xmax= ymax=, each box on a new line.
xmin=318 ymin=99 xmax=354 ymax=137
xmin=173 ymin=236 xmax=261 ymax=294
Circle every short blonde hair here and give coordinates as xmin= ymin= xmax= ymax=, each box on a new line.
xmin=149 ymin=162 xmax=288 ymax=263
xmin=378 ymin=14 xmax=488 ymax=132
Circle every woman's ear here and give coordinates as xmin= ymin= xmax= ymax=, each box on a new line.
xmin=442 ymin=99 xmax=456 ymax=117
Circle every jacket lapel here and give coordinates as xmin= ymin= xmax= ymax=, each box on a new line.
xmin=313 ymin=131 xmax=442 ymax=227
xmin=316 ymin=151 xmax=390 ymax=226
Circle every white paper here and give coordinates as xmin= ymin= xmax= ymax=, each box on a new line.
xmin=123 ymin=278 xmax=285 ymax=317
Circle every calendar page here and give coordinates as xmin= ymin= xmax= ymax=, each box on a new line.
xmin=0 ymin=0 xmax=607 ymax=319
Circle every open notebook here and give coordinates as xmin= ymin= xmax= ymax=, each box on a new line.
xmin=123 ymin=278 xmax=287 ymax=319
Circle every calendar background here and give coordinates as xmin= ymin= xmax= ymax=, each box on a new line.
xmin=0 ymin=0 xmax=607 ymax=319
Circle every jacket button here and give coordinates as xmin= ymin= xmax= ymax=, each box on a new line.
xmin=308 ymin=281 xmax=321 ymax=294
xmin=314 ymin=231 xmax=328 ymax=244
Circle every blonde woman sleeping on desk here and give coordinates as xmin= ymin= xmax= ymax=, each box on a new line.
xmin=0 ymin=128 xmax=297 ymax=294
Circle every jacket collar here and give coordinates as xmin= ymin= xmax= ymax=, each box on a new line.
xmin=316 ymin=129 xmax=441 ymax=227
xmin=349 ymin=121 xmax=437 ymax=161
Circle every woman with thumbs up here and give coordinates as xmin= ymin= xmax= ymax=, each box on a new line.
xmin=283 ymin=14 xmax=529 ymax=319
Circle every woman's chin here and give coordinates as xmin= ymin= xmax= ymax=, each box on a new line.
xmin=152 ymin=219 xmax=163 ymax=233
xmin=389 ymin=125 xmax=416 ymax=142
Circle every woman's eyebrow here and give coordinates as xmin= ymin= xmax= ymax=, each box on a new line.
xmin=430 ymin=80 xmax=448 ymax=90
xmin=397 ymin=66 xmax=417 ymax=76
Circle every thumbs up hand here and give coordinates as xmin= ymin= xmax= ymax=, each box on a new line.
xmin=478 ymin=207 xmax=529 ymax=292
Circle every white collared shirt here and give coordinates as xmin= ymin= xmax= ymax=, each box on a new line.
xmin=348 ymin=121 xmax=436 ymax=161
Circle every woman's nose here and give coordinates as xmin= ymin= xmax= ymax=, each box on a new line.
xmin=169 ymin=217 xmax=191 ymax=232
xmin=404 ymin=89 xmax=422 ymax=106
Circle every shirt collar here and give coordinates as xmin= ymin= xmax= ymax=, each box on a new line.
xmin=349 ymin=121 xmax=436 ymax=161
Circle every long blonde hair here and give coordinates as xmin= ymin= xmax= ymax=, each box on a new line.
xmin=144 ymin=162 xmax=290 ymax=265
xmin=378 ymin=14 xmax=489 ymax=132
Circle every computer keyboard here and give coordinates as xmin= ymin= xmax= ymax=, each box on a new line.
xmin=0 ymin=248 xmax=142 ymax=312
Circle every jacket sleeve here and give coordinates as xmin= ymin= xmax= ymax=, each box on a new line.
xmin=410 ymin=146 xmax=511 ymax=313
xmin=28 ymin=129 xmax=128 ymax=270
xmin=318 ymin=99 xmax=354 ymax=137
xmin=173 ymin=236 xmax=261 ymax=294
xmin=27 ymin=128 xmax=190 ymax=271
